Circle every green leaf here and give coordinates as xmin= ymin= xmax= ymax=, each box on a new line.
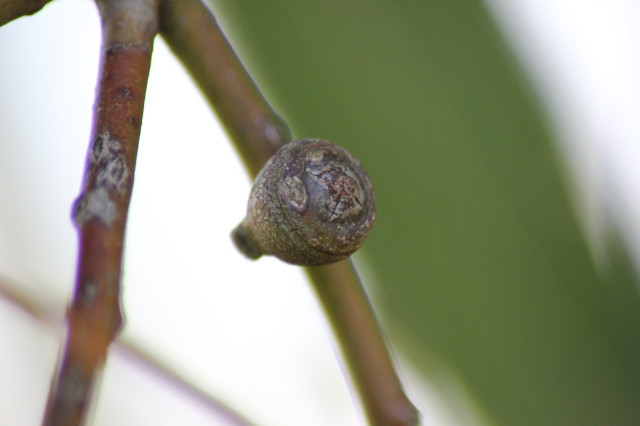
xmin=209 ymin=1 xmax=640 ymax=424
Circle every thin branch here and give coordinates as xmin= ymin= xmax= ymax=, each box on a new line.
xmin=0 ymin=275 xmax=58 ymax=327
xmin=158 ymin=1 xmax=419 ymax=424
xmin=307 ymin=262 xmax=419 ymax=426
xmin=0 ymin=0 xmax=52 ymax=26
xmin=158 ymin=0 xmax=291 ymax=177
xmin=0 ymin=276 xmax=256 ymax=426
xmin=114 ymin=341 xmax=257 ymax=426
xmin=43 ymin=1 xmax=159 ymax=424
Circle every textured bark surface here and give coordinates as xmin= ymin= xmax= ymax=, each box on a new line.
xmin=44 ymin=1 xmax=158 ymax=424
xmin=236 ymin=139 xmax=376 ymax=266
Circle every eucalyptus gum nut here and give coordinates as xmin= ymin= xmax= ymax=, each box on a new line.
xmin=232 ymin=139 xmax=376 ymax=266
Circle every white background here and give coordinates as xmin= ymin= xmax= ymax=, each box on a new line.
xmin=0 ymin=1 xmax=638 ymax=425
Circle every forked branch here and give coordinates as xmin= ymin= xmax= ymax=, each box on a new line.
xmin=43 ymin=1 xmax=159 ymax=424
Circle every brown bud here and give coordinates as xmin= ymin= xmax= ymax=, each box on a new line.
xmin=232 ymin=139 xmax=376 ymax=266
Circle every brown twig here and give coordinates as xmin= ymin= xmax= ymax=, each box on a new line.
xmin=307 ymin=262 xmax=419 ymax=426
xmin=158 ymin=0 xmax=290 ymax=176
xmin=0 ymin=0 xmax=52 ymax=26
xmin=159 ymin=1 xmax=419 ymax=424
xmin=0 ymin=276 xmax=256 ymax=426
xmin=114 ymin=341 xmax=257 ymax=426
xmin=43 ymin=1 xmax=159 ymax=424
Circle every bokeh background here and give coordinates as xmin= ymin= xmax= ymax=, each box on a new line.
xmin=0 ymin=0 xmax=639 ymax=425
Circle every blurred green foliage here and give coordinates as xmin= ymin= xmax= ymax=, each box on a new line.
xmin=209 ymin=1 xmax=640 ymax=424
